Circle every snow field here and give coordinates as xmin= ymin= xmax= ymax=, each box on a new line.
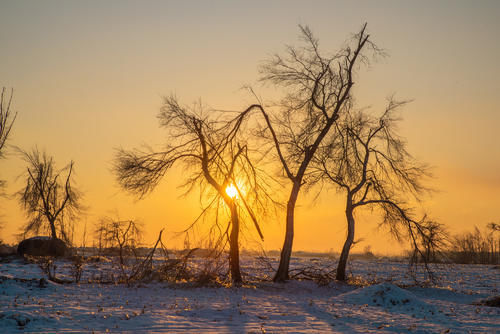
xmin=1 ymin=256 xmax=498 ymax=333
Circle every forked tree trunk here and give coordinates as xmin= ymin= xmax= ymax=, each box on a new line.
xmin=336 ymin=199 xmax=355 ymax=281
xmin=274 ymin=182 xmax=300 ymax=282
xmin=228 ymin=201 xmax=242 ymax=284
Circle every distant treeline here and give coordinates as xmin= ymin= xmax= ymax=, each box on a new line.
xmin=74 ymin=223 xmax=499 ymax=266
xmin=404 ymin=223 xmax=499 ymax=265
xmin=445 ymin=224 xmax=499 ymax=265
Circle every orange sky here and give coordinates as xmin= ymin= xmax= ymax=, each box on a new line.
xmin=1 ymin=1 xmax=499 ymax=254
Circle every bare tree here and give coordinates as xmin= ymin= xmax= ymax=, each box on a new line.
xmin=244 ymin=23 xmax=378 ymax=281
xmin=94 ymin=217 xmax=143 ymax=266
xmin=314 ymin=101 xmax=440 ymax=281
xmin=17 ymin=148 xmax=82 ymax=242
xmin=0 ymin=88 xmax=16 ymax=157
xmin=114 ymin=96 xmax=273 ymax=284
xmin=0 ymin=87 xmax=17 ymax=192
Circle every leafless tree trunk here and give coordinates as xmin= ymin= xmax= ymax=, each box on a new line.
xmin=336 ymin=195 xmax=354 ymax=281
xmin=275 ymin=182 xmax=300 ymax=281
xmin=228 ymin=201 xmax=242 ymax=283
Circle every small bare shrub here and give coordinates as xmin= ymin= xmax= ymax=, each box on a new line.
xmin=70 ymin=255 xmax=84 ymax=283
xmin=37 ymin=256 xmax=57 ymax=281
xmin=94 ymin=216 xmax=143 ymax=280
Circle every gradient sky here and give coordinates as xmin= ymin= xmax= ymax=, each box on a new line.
xmin=1 ymin=0 xmax=499 ymax=254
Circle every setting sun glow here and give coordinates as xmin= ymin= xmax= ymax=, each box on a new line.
xmin=225 ymin=184 xmax=238 ymax=198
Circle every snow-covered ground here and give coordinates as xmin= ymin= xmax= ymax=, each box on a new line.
xmin=1 ymin=255 xmax=498 ymax=333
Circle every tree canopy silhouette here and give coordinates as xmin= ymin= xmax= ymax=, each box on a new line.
xmin=245 ymin=23 xmax=379 ymax=282
xmin=313 ymin=99 xmax=441 ymax=280
xmin=115 ymin=96 xmax=275 ymax=284
xmin=17 ymin=148 xmax=82 ymax=242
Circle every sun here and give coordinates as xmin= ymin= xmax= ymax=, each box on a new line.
xmin=225 ymin=184 xmax=238 ymax=198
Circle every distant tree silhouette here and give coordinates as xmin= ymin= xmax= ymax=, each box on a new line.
xmin=94 ymin=216 xmax=143 ymax=266
xmin=0 ymin=87 xmax=17 ymax=192
xmin=450 ymin=224 xmax=499 ymax=264
xmin=114 ymin=96 xmax=273 ymax=285
xmin=17 ymin=148 xmax=82 ymax=242
xmin=314 ymin=101 xmax=440 ymax=281
xmin=245 ymin=23 xmax=379 ymax=282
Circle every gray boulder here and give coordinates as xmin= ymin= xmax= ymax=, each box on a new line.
xmin=17 ymin=237 xmax=70 ymax=257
